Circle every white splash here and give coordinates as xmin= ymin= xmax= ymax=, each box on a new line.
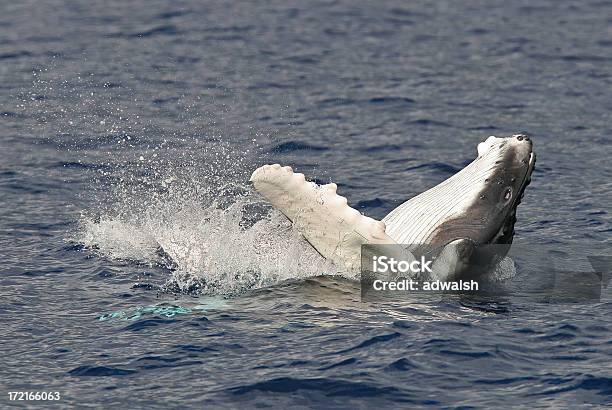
xmin=77 ymin=194 xmax=336 ymax=295
xmin=491 ymin=255 xmax=517 ymax=282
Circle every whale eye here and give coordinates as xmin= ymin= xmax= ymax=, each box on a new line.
xmin=503 ymin=187 xmax=512 ymax=201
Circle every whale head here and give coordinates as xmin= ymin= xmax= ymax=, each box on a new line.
xmin=384 ymin=134 xmax=536 ymax=250
xmin=427 ymin=134 xmax=536 ymax=249
xmin=382 ymin=134 xmax=536 ymax=279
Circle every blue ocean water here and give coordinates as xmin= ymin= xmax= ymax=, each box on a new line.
xmin=1 ymin=0 xmax=612 ymax=408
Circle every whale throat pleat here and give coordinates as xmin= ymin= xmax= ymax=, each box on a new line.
xmin=383 ymin=156 xmax=496 ymax=246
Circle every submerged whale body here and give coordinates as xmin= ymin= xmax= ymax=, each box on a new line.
xmin=250 ymin=135 xmax=536 ymax=281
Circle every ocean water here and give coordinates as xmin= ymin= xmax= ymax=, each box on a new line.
xmin=1 ymin=0 xmax=612 ymax=408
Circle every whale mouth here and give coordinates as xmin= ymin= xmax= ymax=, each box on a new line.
xmin=517 ymin=151 xmax=536 ymax=206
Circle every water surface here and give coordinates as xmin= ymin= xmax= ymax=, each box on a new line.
xmin=1 ymin=0 xmax=611 ymax=408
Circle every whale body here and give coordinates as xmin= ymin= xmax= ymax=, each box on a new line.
xmin=250 ymin=135 xmax=536 ymax=280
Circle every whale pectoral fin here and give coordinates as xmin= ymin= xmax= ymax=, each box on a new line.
xmin=431 ymin=238 xmax=476 ymax=281
xmin=250 ymin=164 xmax=401 ymax=273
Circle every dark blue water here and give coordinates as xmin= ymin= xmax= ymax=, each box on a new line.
xmin=2 ymin=0 xmax=612 ymax=408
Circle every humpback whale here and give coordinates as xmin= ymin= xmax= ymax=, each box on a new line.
xmin=250 ymin=135 xmax=536 ymax=280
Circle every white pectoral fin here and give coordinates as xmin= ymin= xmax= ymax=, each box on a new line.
xmin=250 ymin=164 xmax=405 ymax=273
